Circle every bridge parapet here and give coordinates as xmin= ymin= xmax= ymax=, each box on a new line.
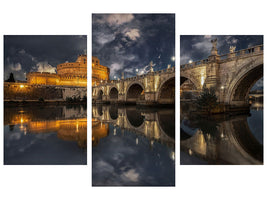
xmin=181 ymin=59 xmax=209 ymax=70
xmin=181 ymin=45 xmax=263 ymax=70
xmin=219 ymin=44 xmax=263 ymax=62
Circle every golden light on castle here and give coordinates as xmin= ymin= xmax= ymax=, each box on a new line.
xmin=92 ymin=56 xmax=110 ymax=86
xmin=26 ymin=55 xmax=87 ymax=87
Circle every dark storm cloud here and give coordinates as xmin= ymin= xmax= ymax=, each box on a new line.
xmin=92 ymin=14 xmax=175 ymax=79
xmin=180 ymin=35 xmax=263 ymax=90
xmin=4 ymin=35 xmax=87 ymax=81
xmin=180 ymin=35 xmax=263 ymax=64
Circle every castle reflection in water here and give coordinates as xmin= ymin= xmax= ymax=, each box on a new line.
xmin=4 ymin=105 xmax=87 ymax=165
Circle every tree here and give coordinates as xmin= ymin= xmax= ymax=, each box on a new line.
xmin=6 ymin=73 xmax=15 ymax=82
xmin=196 ymin=87 xmax=218 ymax=115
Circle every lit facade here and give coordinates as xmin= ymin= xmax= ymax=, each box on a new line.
xmin=92 ymin=56 xmax=110 ymax=86
xmin=26 ymin=55 xmax=87 ymax=87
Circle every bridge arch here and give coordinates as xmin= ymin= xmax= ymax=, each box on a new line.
xmin=97 ymin=89 xmax=104 ymax=100
xmin=126 ymin=81 xmax=145 ymax=103
xmin=225 ymin=59 xmax=263 ymax=105
xmin=109 ymin=87 xmax=119 ymax=100
xmin=180 ymin=72 xmax=201 ymax=90
xmin=157 ymin=76 xmax=175 ymax=104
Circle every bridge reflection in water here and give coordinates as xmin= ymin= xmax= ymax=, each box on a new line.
xmin=180 ymin=102 xmax=263 ymax=165
xmin=92 ymin=105 xmax=175 ymax=186
xmin=4 ymin=105 xmax=87 ymax=165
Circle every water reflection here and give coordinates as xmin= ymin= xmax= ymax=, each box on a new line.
xmin=180 ymin=102 xmax=263 ymax=165
xmin=92 ymin=105 xmax=175 ymax=186
xmin=4 ymin=105 xmax=87 ymax=165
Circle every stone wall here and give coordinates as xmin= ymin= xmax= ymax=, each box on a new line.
xmin=4 ymin=82 xmax=87 ymax=101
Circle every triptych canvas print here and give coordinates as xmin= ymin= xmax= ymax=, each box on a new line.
xmin=3 ymin=14 xmax=263 ymax=186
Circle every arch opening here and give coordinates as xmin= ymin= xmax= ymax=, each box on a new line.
xmin=126 ymin=83 xmax=144 ymax=103
xmin=158 ymin=77 xmax=175 ymax=104
xmin=230 ymin=64 xmax=263 ymax=103
xmin=109 ymin=87 xmax=118 ymax=100
xmin=97 ymin=90 xmax=103 ymax=100
xmin=180 ymin=76 xmax=198 ymax=100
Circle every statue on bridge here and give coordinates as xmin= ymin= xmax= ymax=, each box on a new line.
xmin=229 ymin=46 xmax=236 ymax=53
xmin=150 ymin=61 xmax=154 ymax=72
xmin=211 ymin=38 xmax=218 ymax=55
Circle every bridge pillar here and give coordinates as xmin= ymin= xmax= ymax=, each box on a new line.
xmin=118 ymin=94 xmax=125 ymax=104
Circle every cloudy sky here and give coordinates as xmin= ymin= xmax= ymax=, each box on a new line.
xmin=180 ymin=35 xmax=263 ymax=90
xmin=92 ymin=14 xmax=175 ymax=79
xmin=4 ymin=35 xmax=87 ymax=81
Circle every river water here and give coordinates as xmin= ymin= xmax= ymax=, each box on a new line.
xmin=180 ymin=102 xmax=263 ymax=165
xmin=92 ymin=105 xmax=175 ymax=186
xmin=4 ymin=105 xmax=87 ymax=165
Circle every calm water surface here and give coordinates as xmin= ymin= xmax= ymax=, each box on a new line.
xmin=92 ymin=105 xmax=175 ymax=186
xmin=180 ymin=102 xmax=263 ymax=165
xmin=4 ymin=105 xmax=87 ymax=165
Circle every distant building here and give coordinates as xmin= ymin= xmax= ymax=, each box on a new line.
xmin=92 ymin=56 xmax=110 ymax=86
xmin=4 ymin=55 xmax=87 ymax=101
xmin=26 ymin=55 xmax=87 ymax=87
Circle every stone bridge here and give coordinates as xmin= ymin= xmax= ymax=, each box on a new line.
xmin=181 ymin=114 xmax=263 ymax=164
xmin=92 ymin=105 xmax=175 ymax=150
xmin=92 ymin=64 xmax=175 ymax=105
xmin=180 ymin=40 xmax=263 ymax=107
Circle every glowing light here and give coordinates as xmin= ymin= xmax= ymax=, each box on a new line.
xmin=20 ymin=118 xmax=24 ymax=123
xmin=136 ymin=69 xmax=139 ymax=72
xmin=189 ymin=60 xmax=193 ymax=64
xmin=171 ymin=151 xmax=175 ymax=160
xmin=221 ymin=86 xmax=224 ymax=89
xmin=114 ymin=76 xmax=117 ymax=79
xmin=20 ymin=85 xmax=24 ymax=88
xmin=113 ymin=128 xmax=116 ymax=136
xmin=76 ymin=122 xmax=79 ymax=132
xmin=201 ymin=76 xmax=205 ymax=86
xmin=136 ymin=138 xmax=138 ymax=145
xmin=189 ymin=149 xmax=193 ymax=156
xmin=171 ymin=56 xmax=175 ymax=61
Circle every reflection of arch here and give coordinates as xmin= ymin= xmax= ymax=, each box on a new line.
xmin=96 ymin=105 xmax=103 ymax=116
xmin=226 ymin=63 xmax=263 ymax=104
xmin=126 ymin=82 xmax=145 ymax=102
xmin=109 ymin=105 xmax=118 ymax=120
xmin=109 ymin=87 xmax=118 ymax=100
xmin=156 ymin=109 xmax=175 ymax=138
xmin=126 ymin=107 xmax=144 ymax=128
xmin=97 ymin=90 xmax=103 ymax=100
xmin=230 ymin=116 xmax=263 ymax=162
xmin=157 ymin=77 xmax=175 ymax=103
xmin=180 ymin=115 xmax=263 ymax=164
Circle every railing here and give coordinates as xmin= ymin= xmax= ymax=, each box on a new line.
xmin=181 ymin=44 xmax=263 ymax=69
xmin=180 ymin=59 xmax=208 ymax=69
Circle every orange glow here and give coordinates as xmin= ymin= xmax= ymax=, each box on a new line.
xmin=92 ymin=118 xmax=109 ymax=146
